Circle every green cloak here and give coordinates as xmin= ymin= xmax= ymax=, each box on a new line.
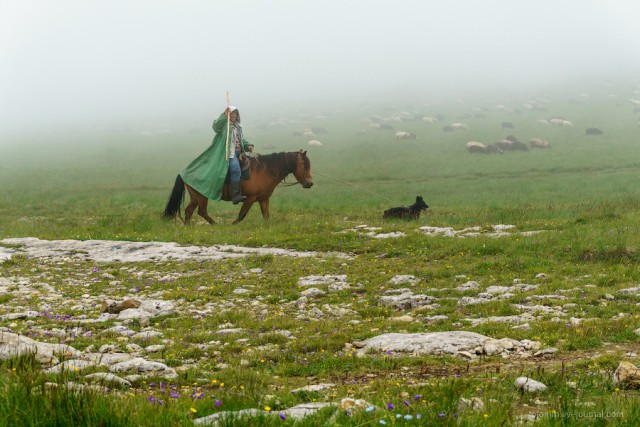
xmin=180 ymin=112 xmax=253 ymax=200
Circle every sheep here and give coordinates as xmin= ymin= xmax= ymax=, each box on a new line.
xmin=529 ymin=138 xmax=550 ymax=148
xmin=484 ymin=144 xmax=503 ymax=154
xmin=501 ymin=121 xmax=514 ymax=129
xmin=466 ymin=141 xmax=486 ymax=153
xmin=495 ymin=139 xmax=529 ymax=151
xmin=465 ymin=141 xmax=503 ymax=154
xmin=549 ymin=118 xmax=573 ymax=127
xmin=395 ymin=131 xmax=418 ymax=140
xmin=450 ymin=122 xmax=469 ymax=130
xmin=308 ymin=140 xmax=323 ymax=146
xmin=303 ymin=129 xmax=316 ymax=138
xmin=422 ymin=116 xmax=439 ymax=123
xmin=585 ymin=128 xmax=603 ymax=135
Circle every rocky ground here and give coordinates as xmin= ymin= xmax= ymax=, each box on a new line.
xmin=2 ymin=233 xmax=640 ymax=425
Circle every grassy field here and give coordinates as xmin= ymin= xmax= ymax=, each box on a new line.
xmin=2 ymin=82 xmax=640 ymax=425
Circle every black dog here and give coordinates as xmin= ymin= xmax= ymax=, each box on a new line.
xmin=383 ymin=196 xmax=429 ymax=220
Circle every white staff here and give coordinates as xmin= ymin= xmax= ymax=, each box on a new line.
xmin=225 ymin=91 xmax=231 ymax=159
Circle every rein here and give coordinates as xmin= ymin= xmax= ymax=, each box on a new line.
xmin=312 ymin=171 xmax=397 ymax=204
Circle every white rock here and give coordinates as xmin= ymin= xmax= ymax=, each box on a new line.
xmin=84 ymin=372 xmax=132 ymax=387
xmin=301 ymin=287 xmax=326 ymax=298
xmin=515 ymin=377 xmax=547 ymax=392
xmin=0 ymin=331 xmax=81 ymax=364
xmin=291 ymin=383 xmax=336 ymax=393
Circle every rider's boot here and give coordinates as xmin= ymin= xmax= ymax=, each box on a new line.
xmin=231 ymin=182 xmax=247 ymax=205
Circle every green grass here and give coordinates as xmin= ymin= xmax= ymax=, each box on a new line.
xmin=2 ymin=83 xmax=640 ymax=425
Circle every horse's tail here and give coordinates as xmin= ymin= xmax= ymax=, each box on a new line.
xmin=163 ymin=175 xmax=185 ymax=220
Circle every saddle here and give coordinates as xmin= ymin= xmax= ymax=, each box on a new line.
xmin=238 ymin=152 xmax=251 ymax=174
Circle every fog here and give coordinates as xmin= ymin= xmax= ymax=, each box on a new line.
xmin=1 ymin=0 xmax=639 ymax=135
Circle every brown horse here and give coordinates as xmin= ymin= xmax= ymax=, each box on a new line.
xmin=163 ymin=150 xmax=313 ymax=224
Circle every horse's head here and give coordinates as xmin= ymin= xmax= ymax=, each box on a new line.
xmin=293 ymin=150 xmax=313 ymax=188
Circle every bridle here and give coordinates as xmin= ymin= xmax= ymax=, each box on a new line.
xmin=253 ymin=151 xmax=308 ymax=187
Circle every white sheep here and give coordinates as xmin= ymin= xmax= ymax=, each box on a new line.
xmin=549 ymin=118 xmax=573 ymax=127
xmin=451 ymin=122 xmax=469 ymax=130
xmin=395 ymin=131 xmax=418 ymax=140
xmin=529 ymin=138 xmax=550 ymax=148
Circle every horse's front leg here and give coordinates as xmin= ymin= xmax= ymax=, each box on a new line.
xmin=259 ymin=199 xmax=270 ymax=221
xmin=232 ymin=199 xmax=255 ymax=225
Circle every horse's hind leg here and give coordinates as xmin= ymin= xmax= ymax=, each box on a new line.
xmin=184 ymin=185 xmax=215 ymax=225
xmin=184 ymin=200 xmax=199 ymax=224
xmin=197 ymin=201 xmax=216 ymax=225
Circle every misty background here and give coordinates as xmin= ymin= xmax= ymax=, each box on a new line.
xmin=1 ymin=0 xmax=639 ymax=137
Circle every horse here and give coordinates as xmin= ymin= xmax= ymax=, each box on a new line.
xmin=163 ymin=150 xmax=313 ymax=225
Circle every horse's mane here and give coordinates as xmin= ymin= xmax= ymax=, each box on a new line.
xmin=251 ymin=152 xmax=296 ymax=178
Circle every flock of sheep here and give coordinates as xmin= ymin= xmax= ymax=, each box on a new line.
xmin=358 ymin=104 xmax=608 ymax=155
xmin=278 ymin=83 xmax=640 ymax=151
xmin=356 ymin=109 xmax=578 ymax=154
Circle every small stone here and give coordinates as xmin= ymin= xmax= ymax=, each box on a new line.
xmin=515 ymin=377 xmax=547 ymax=392
xmin=458 ymin=397 xmax=485 ymax=412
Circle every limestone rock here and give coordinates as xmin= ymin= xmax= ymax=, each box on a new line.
xmin=101 ymin=298 xmax=141 ymax=314
xmin=613 ymin=361 xmax=640 ymax=388
xmin=84 ymin=372 xmax=132 ymax=388
xmin=356 ymin=331 xmax=539 ymax=359
xmin=339 ymin=398 xmax=371 ymax=413
xmin=108 ymin=357 xmax=177 ymax=379
xmin=515 ymin=377 xmax=547 ymax=392
xmin=458 ymin=397 xmax=485 ymax=412
xmin=0 ymin=331 xmax=81 ymax=364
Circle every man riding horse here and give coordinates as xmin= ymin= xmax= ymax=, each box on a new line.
xmin=180 ymin=106 xmax=254 ymax=205
xmin=163 ymin=105 xmax=314 ymax=225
